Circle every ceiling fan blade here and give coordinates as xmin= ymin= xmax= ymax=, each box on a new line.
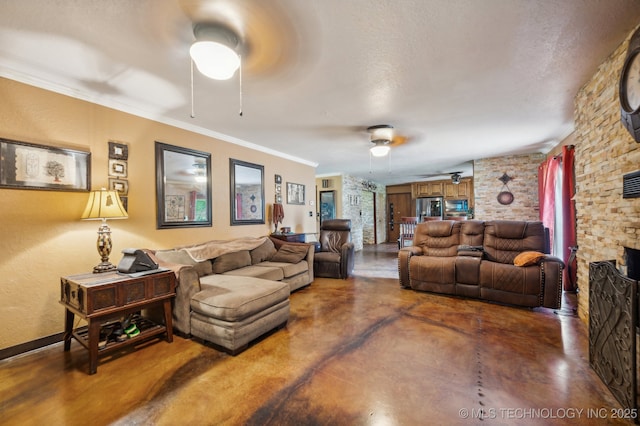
xmin=178 ymin=0 xmax=301 ymax=76
xmin=391 ymin=135 xmax=409 ymax=146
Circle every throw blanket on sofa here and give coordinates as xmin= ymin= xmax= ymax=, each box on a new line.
xmin=179 ymin=237 xmax=268 ymax=262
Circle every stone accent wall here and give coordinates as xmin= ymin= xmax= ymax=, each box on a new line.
xmin=361 ymin=191 xmax=375 ymax=244
xmin=574 ymin=27 xmax=640 ymax=322
xmin=341 ymin=174 xmax=386 ymax=251
xmin=473 ymin=153 xmax=544 ymax=221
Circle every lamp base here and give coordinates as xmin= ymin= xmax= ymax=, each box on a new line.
xmin=93 ymin=261 xmax=117 ymax=273
xmin=93 ymin=221 xmax=116 ymax=273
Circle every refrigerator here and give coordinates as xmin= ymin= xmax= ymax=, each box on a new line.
xmin=416 ymin=197 xmax=443 ymax=221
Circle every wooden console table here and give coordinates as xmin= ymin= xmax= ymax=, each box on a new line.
xmin=271 ymin=232 xmax=306 ymax=243
xmin=60 ymin=269 xmax=176 ymax=375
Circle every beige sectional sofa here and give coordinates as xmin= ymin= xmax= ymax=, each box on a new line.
xmin=151 ymin=236 xmax=314 ymax=354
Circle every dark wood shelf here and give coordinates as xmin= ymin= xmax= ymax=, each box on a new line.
xmin=72 ymin=318 xmax=166 ymax=354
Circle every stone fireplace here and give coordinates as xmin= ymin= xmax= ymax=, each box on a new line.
xmin=573 ymin=25 xmax=640 ymax=324
xmin=625 ymin=247 xmax=640 ymax=282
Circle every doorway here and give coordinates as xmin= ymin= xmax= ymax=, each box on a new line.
xmin=387 ymin=192 xmax=412 ymax=243
xmin=319 ymin=190 xmax=336 ymax=226
xmin=361 ymin=191 xmax=376 ymax=244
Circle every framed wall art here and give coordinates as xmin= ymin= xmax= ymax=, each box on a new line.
xmin=0 ymin=137 xmax=90 ymax=192
xmin=108 ymin=141 xmax=128 ymax=160
xmin=108 ymin=159 xmax=127 ymax=178
xmin=109 ymin=178 xmax=129 ymax=196
xmin=286 ymin=182 xmax=305 ymax=205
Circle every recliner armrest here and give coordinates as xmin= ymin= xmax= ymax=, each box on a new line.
xmin=541 ymin=255 xmax=565 ymax=268
xmin=539 ymin=256 xmax=564 ymax=309
xmin=401 ymin=246 xmax=424 ymax=256
xmin=153 ymin=261 xmax=201 ymax=336
xmin=341 ymin=242 xmax=355 ymax=278
xmin=398 ymin=246 xmax=423 ymax=288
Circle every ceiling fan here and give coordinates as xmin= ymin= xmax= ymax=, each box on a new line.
xmin=178 ymin=0 xmax=299 ymax=77
xmin=413 ymin=170 xmax=463 ymax=182
xmin=366 ymin=124 xmax=411 ymax=157
xmin=449 ymin=171 xmax=463 ymax=184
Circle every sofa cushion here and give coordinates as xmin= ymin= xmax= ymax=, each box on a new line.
xmin=409 ymin=255 xmax=457 ymax=294
xmin=479 ymin=261 xmax=542 ymax=307
xmin=271 ymin=244 xmax=309 ymax=263
xmin=493 ymin=221 xmax=529 ymax=239
xmin=250 ymin=238 xmax=277 ymax=264
xmin=514 ymin=251 xmax=545 ymax=267
xmin=314 ymin=251 xmax=341 ymax=264
xmin=414 ymin=221 xmax=461 ymax=257
xmin=194 ymin=275 xmax=289 ymax=322
xmin=212 ymin=250 xmax=252 ymax=274
xmin=256 ymin=260 xmax=308 ymax=278
xmin=460 ymin=220 xmax=485 ymax=247
xmin=483 ymin=221 xmax=546 ymax=264
xmin=224 ymin=265 xmax=284 ymax=281
xmin=154 ymin=249 xmax=212 ymax=277
xmin=427 ymin=221 xmax=458 ymax=237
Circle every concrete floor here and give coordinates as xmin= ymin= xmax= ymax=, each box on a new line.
xmin=0 ymin=244 xmax=633 ymax=425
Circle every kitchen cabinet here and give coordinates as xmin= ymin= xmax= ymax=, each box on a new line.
xmin=444 ymin=180 xmax=470 ymax=199
xmin=412 ymin=181 xmax=444 ymax=198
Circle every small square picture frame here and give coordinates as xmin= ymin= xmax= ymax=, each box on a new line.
xmin=109 ymin=178 xmax=129 ymax=196
xmin=275 ymin=174 xmax=282 ymax=184
xmin=108 ymin=159 xmax=128 ymax=178
xmin=108 ymin=141 xmax=129 ymax=160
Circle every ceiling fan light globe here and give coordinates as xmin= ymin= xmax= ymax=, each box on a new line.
xmin=190 ymin=41 xmax=240 ymax=80
xmin=370 ymin=144 xmax=391 ymax=157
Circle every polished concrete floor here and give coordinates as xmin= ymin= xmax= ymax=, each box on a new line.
xmin=0 ymin=244 xmax=633 ymax=425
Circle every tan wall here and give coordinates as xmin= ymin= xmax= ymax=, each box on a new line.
xmin=0 ymin=78 xmax=316 ymax=349
xmin=573 ymin=27 xmax=640 ymax=322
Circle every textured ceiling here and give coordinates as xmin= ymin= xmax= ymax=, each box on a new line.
xmin=1 ymin=0 xmax=640 ymax=185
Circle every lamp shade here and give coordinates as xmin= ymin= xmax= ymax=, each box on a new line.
xmin=190 ymin=23 xmax=241 ymax=80
xmin=190 ymin=41 xmax=240 ymax=80
xmin=370 ymin=141 xmax=391 ymax=157
xmin=81 ymin=189 xmax=128 ymax=220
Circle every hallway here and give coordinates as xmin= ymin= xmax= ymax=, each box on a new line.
xmin=0 ymin=244 xmax=630 ymax=425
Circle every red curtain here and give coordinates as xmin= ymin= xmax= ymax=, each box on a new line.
xmin=560 ymin=145 xmax=577 ymax=291
xmin=539 ymin=155 xmax=559 ymax=253
xmin=538 ymin=145 xmax=577 ymax=291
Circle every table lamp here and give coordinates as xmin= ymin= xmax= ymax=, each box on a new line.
xmin=81 ymin=188 xmax=128 ymax=273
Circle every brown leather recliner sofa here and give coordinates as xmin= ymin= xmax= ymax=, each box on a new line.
xmin=398 ymin=220 xmax=564 ymax=309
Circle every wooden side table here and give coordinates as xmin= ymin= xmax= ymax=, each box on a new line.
xmin=60 ymin=269 xmax=176 ymax=375
xmin=271 ymin=232 xmax=306 ymax=243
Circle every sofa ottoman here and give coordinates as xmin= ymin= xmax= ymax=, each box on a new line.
xmin=189 ymin=275 xmax=290 ymax=354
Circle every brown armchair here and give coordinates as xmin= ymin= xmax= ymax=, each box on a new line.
xmin=314 ymin=219 xmax=355 ymax=279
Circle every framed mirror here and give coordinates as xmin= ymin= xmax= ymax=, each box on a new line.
xmin=155 ymin=141 xmax=212 ymax=229
xmin=230 ymin=158 xmax=264 ymax=225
